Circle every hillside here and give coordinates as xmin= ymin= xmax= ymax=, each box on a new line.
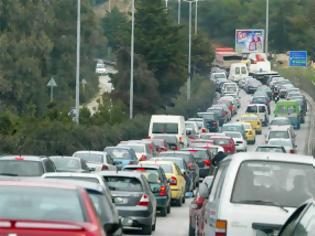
xmin=93 ymin=0 xmax=130 ymax=19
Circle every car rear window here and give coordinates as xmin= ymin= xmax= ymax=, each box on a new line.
xmin=258 ymin=106 xmax=266 ymax=112
xmin=269 ymin=131 xmax=289 ymax=139
xmin=107 ymin=149 xmax=132 ymax=159
xmin=157 ymin=158 xmax=184 ymax=169
xmin=212 ymin=138 xmax=229 ymax=145
xmin=188 ymin=150 xmax=208 ymax=160
xmin=51 ymin=158 xmax=80 ymax=171
xmin=126 ymin=145 xmax=145 ymax=153
xmin=104 ymin=177 xmax=143 ymax=192
xmin=246 ymin=106 xmax=257 ymax=113
xmin=270 ymin=119 xmax=290 ymax=126
xmin=0 ymin=160 xmax=44 ymax=176
xmin=222 ymin=125 xmax=242 ymax=132
xmin=152 ymin=123 xmax=178 ymax=134
xmin=124 ymin=168 xmax=161 ymax=183
xmin=255 ymin=147 xmax=285 ymax=153
xmin=74 ymin=153 xmax=103 ymax=164
xmin=159 ymin=164 xmax=173 ymax=174
xmin=231 ymin=161 xmax=315 ymax=207
xmin=0 ymin=186 xmax=84 ymax=222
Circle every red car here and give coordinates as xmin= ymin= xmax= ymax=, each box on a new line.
xmin=0 ymin=180 xmax=106 ymax=236
xmin=209 ymin=136 xmax=236 ymax=154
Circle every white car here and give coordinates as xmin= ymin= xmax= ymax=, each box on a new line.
xmin=203 ymin=152 xmax=315 ymax=236
xmin=185 ymin=121 xmax=200 ymax=136
xmin=223 ymin=131 xmax=247 ymax=152
xmin=268 ymin=138 xmax=297 ymax=154
xmin=73 ymin=150 xmax=117 ymax=172
xmin=265 ymin=126 xmax=295 ymax=145
xmin=118 ymin=141 xmax=153 ymax=161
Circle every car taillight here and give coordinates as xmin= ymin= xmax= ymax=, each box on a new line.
xmin=289 ymin=149 xmax=295 ymax=154
xmin=203 ymin=159 xmax=211 ymax=167
xmin=137 ymin=194 xmax=150 ymax=206
xmin=159 ymin=185 xmax=167 ymax=196
xmin=15 ymin=156 xmax=24 ymax=160
xmin=188 ymin=163 xmax=193 ymax=170
xmin=139 ymin=155 xmax=147 ymax=161
xmin=179 ymin=136 xmax=183 ymax=143
xmin=195 ymin=196 xmax=204 ymax=208
xmin=201 ymin=128 xmax=206 ymax=133
xmin=239 ymin=141 xmax=243 ymax=144
xmin=101 ymin=164 xmax=109 ymax=171
xmin=215 ymin=219 xmax=227 ymax=236
xmin=169 ymin=176 xmax=177 ymax=185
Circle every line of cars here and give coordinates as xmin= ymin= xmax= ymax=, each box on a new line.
xmin=186 ymin=68 xmax=314 ymax=236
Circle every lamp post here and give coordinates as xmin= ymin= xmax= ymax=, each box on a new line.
xmin=265 ymin=0 xmax=269 ymax=55
xmin=75 ymin=0 xmax=81 ymax=124
xmin=177 ymin=0 xmax=181 ymax=24
xmin=129 ymin=0 xmax=135 ymax=119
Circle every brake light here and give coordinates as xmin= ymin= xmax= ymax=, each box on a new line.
xmin=289 ymin=149 xmax=295 ymax=154
xmin=137 ymin=194 xmax=150 ymax=206
xmin=159 ymin=185 xmax=167 ymax=196
xmin=215 ymin=219 xmax=227 ymax=236
xmin=169 ymin=176 xmax=177 ymax=185
xmin=179 ymin=136 xmax=183 ymax=143
xmin=136 ymin=168 xmax=146 ymax=172
xmin=201 ymin=128 xmax=206 ymax=133
xmin=188 ymin=163 xmax=193 ymax=170
xmin=195 ymin=196 xmax=204 ymax=208
xmin=239 ymin=141 xmax=243 ymax=144
xmin=139 ymin=155 xmax=147 ymax=161
xmin=203 ymin=159 xmax=211 ymax=167
xmin=101 ymin=164 xmax=109 ymax=171
xmin=15 ymin=156 xmax=24 ymax=160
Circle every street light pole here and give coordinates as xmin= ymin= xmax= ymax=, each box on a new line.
xmin=129 ymin=0 xmax=135 ymax=119
xmin=165 ymin=0 xmax=169 ymax=8
xmin=194 ymin=0 xmax=198 ymax=34
xmin=177 ymin=0 xmax=181 ymax=24
xmin=187 ymin=0 xmax=192 ymax=101
xmin=75 ymin=0 xmax=81 ymax=124
xmin=265 ymin=0 xmax=269 ymax=55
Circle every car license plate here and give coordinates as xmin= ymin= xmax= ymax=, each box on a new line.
xmin=114 ymin=197 xmax=128 ymax=204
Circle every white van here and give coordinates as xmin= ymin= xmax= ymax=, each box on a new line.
xmin=245 ymin=104 xmax=269 ymax=126
xmin=148 ymin=115 xmax=187 ymax=147
xmin=203 ymin=152 xmax=315 ymax=236
xmin=228 ymin=63 xmax=248 ymax=82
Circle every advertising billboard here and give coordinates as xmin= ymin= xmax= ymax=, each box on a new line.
xmin=235 ymin=29 xmax=264 ymax=53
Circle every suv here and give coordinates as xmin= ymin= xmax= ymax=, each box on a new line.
xmin=0 ymin=155 xmax=56 ymax=176
xmin=203 ymin=152 xmax=315 ymax=236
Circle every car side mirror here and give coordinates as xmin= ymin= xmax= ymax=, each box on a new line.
xmin=199 ymin=183 xmax=210 ymax=199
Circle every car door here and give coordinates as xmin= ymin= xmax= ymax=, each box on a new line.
xmin=204 ymin=163 xmax=229 ymax=236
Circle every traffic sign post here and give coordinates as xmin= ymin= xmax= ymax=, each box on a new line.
xmin=289 ymin=51 xmax=308 ymax=67
xmin=47 ymin=77 xmax=57 ymax=102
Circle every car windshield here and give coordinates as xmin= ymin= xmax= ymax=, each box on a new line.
xmin=104 ymin=177 xmax=143 ymax=192
xmin=159 ymin=164 xmax=173 ymax=174
xmin=224 ymin=132 xmax=241 ymax=138
xmin=51 ymin=158 xmax=80 ymax=171
xmin=270 ymin=119 xmax=290 ymax=126
xmin=269 ymin=131 xmax=289 ymax=139
xmin=159 ymin=152 xmax=190 ymax=158
xmin=74 ymin=153 xmax=103 ymax=164
xmin=0 ymin=160 xmax=44 ymax=176
xmin=152 ymin=123 xmax=178 ymax=134
xmin=214 ymin=74 xmax=225 ymax=79
xmin=107 ymin=149 xmax=132 ymax=159
xmin=252 ymin=97 xmax=267 ymax=103
xmin=126 ymin=145 xmax=145 ymax=153
xmin=0 ymin=186 xmax=84 ymax=221
xmin=256 ymin=147 xmax=285 ymax=153
xmin=231 ymin=161 xmax=315 ymax=207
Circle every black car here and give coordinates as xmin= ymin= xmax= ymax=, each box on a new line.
xmin=122 ymin=164 xmax=172 ymax=217
xmin=0 ymin=155 xmax=56 ymax=176
xmin=49 ymin=156 xmax=90 ymax=173
xmin=100 ymin=171 xmax=157 ymax=235
xmin=159 ymin=151 xmax=200 ymax=189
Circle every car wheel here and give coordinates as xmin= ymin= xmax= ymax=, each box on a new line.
xmin=182 ymin=195 xmax=186 ymax=204
xmin=189 ymin=224 xmax=195 ymax=236
xmin=160 ymin=207 xmax=167 ymax=217
xmin=167 ymin=202 xmax=171 ymax=214
xmin=142 ymin=224 xmax=152 ymax=235
xmin=152 ymin=215 xmax=156 ymax=231
xmin=177 ymin=197 xmax=183 ymax=207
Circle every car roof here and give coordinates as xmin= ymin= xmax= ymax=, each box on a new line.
xmin=257 ymin=145 xmax=284 ymax=148
xmin=162 ymin=151 xmax=191 ymax=155
xmin=0 ymin=178 xmax=80 ymax=190
xmin=105 ymin=146 xmax=134 ymax=151
xmin=123 ymin=164 xmax=160 ymax=170
xmin=50 ymin=156 xmax=80 ymax=160
xmin=42 ymin=179 xmax=104 ymax=193
xmin=144 ymin=160 xmax=176 ymax=166
xmin=271 ymin=117 xmax=290 ymax=120
xmin=42 ymin=172 xmax=103 ymax=179
xmin=73 ymin=150 xmax=104 ymax=155
xmin=99 ymin=171 xmax=144 ymax=178
xmin=269 ymin=126 xmax=290 ymax=131
xmin=223 ymin=152 xmax=314 ymax=165
xmin=0 ymin=155 xmax=47 ymax=161
xmin=223 ymin=122 xmax=243 ymax=126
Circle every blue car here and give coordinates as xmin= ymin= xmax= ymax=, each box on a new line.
xmin=288 ymin=116 xmax=300 ymax=130
xmin=104 ymin=146 xmax=139 ymax=170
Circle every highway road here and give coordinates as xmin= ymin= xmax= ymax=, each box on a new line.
xmin=123 ymin=87 xmax=315 ymax=236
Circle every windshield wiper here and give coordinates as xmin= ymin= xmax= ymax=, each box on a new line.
xmin=0 ymin=173 xmax=18 ymax=176
xmin=238 ymin=200 xmax=289 ymax=213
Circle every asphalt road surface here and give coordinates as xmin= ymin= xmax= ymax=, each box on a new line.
xmin=124 ymin=88 xmax=314 ymax=236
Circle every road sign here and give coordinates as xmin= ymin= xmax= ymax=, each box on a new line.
xmin=47 ymin=77 xmax=57 ymax=102
xmin=289 ymin=51 xmax=307 ymax=67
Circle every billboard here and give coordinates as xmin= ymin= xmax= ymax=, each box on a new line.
xmin=235 ymin=29 xmax=264 ymax=53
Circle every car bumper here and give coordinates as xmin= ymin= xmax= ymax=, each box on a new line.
xmin=155 ymin=196 xmax=168 ymax=209
xmin=170 ymin=187 xmax=183 ymax=199
xmin=117 ymin=206 xmax=153 ymax=228
xmin=236 ymin=144 xmax=247 ymax=151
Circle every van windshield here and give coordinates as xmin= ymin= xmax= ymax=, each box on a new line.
xmin=152 ymin=123 xmax=178 ymax=134
xmin=246 ymin=106 xmax=257 ymax=113
xmin=241 ymin=67 xmax=247 ymax=74
xmin=231 ymin=161 xmax=315 ymax=207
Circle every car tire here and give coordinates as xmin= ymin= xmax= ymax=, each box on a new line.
xmin=167 ymin=202 xmax=171 ymax=214
xmin=177 ymin=197 xmax=183 ymax=207
xmin=160 ymin=207 xmax=167 ymax=217
xmin=182 ymin=195 xmax=186 ymax=204
xmin=189 ymin=224 xmax=195 ymax=236
xmin=142 ymin=225 xmax=152 ymax=235
xmin=152 ymin=215 xmax=156 ymax=231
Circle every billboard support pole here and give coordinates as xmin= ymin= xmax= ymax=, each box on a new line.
xmin=265 ymin=0 xmax=269 ymax=55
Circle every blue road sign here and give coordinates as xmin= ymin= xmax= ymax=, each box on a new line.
xmin=289 ymin=51 xmax=307 ymax=67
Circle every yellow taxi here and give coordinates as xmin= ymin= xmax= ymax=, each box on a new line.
xmin=240 ymin=122 xmax=256 ymax=144
xmin=240 ymin=113 xmax=262 ymax=134
xmin=145 ymin=160 xmax=186 ymax=206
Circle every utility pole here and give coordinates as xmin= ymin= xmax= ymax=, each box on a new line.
xmin=129 ymin=0 xmax=135 ymax=119
xmin=265 ymin=0 xmax=269 ymax=55
xmin=108 ymin=0 xmax=111 ymax=12
xmin=165 ymin=0 xmax=169 ymax=8
xmin=75 ymin=0 xmax=81 ymax=124
xmin=177 ymin=0 xmax=181 ymax=24
xmin=194 ymin=0 xmax=198 ymax=34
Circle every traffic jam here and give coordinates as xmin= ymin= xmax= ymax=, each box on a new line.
xmin=0 ymin=64 xmax=314 ymax=236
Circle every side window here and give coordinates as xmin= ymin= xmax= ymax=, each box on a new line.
xmin=106 ymin=154 xmax=113 ymax=165
xmin=209 ymin=164 xmax=228 ymax=202
xmin=45 ymin=159 xmax=56 ymax=172
xmin=241 ymin=66 xmax=247 ymax=74
xmin=214 ymin=164 xmax=228 ymax=200
xmin=235 ymin=67 xmax=240 ymax=75
xmin=295 ymin=204 xmax=315 ymax=235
